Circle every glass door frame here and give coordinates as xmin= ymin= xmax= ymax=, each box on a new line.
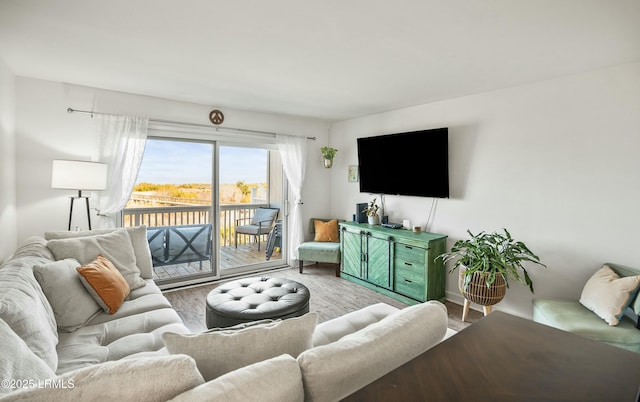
xmin=126 ymin=125 xmax=289 ymax=290
xmin=216 ymin=140 xmax=288 ymax=278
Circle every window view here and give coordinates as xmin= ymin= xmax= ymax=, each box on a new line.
xmin=218 ymin=145 xmax=283 ymax=275
xmin=123 ymin=139 xmax=214 ymax=283
xmin=123 ymin=139 xmax=283 ymax=285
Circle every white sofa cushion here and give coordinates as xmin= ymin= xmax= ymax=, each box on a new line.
xmin=0 ymin=354 xmax=204 ymax=402
xmin=169 ymin=354 xmax=304 ymax=402
xmin=163 ymin=312 xmax=318 ymax=381
xmin=0 ymin=318 xmax=55 ymax=395
xmin=32 ymin=259 xmax=102 ymax=332
xmin=10 ymin=236 xmax=55 ymax=261
xmin=46 ymin=229 xmax=146 ymax=290
xmin=0 ymin=263 xmax=58 ymax=372
xmin=297 ymin=301 xmax=448 ymax=402
xmin=44 ymin=226 xmax=154 ymax=279
xmin=86 ymin=284 xmax=173 ymax=326
xmin=56 ymin=307 xmax=190 ymax=374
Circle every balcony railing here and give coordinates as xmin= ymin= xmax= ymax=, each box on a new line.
xmin=123 ymin=204 xmax=271 ymax=248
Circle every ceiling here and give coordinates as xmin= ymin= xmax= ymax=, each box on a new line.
xmin=1 ymin=0 xmax=639 ymax=122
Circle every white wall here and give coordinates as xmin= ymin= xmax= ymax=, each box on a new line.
xmin=0 ymin=57 xmax=16 ymax=263
xmin=14 ymin=77 xmax=331 ymax=243
xmin=330 ymin=62 xmax=640 ymax=318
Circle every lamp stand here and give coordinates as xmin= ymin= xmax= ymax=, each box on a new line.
xmin=68 ymin=190 xmax=92 ymax=231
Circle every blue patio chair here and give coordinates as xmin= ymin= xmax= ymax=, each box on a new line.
xmin=235 ymin=207 xmax=279 ymax=251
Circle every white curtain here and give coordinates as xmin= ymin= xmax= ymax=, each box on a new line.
xmin=94 ymin=114 xmax=148 ymax=228
xmin=277 ymin=134 xmax=307 ymax=261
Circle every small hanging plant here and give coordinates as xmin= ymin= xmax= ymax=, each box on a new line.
xmin=321 ymin=146 xmax=338 ymax=160
xmin=321 ymin=146 xmax=338 ymax=168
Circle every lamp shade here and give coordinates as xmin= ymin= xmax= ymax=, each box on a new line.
xmin=51 ymin=160 xmax=108 ymax=191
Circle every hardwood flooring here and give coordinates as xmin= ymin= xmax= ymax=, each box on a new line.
xmin=163 ymin=263 xmax=482 ymax=333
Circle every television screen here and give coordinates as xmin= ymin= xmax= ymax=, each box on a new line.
xmin=357 ymin=128 xmax=449 ymax=198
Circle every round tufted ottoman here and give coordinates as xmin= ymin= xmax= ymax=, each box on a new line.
xmin=205 ymin=277 xmax=311 ymax=328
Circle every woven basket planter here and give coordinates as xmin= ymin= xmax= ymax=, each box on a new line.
xmin=458 ymin=270 xmax=506 ymax=306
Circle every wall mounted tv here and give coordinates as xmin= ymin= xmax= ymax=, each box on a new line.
xmin=357 ymin=127 xmax=449 ymax=198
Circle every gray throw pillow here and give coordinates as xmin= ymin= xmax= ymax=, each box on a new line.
xmin=44 ymin=226 xmax=153 ymax=279
xmin=46 ymin=229 xmax=146 ymax=290
xmin=163 ymin=312 xmax=318 ymax=381
xmin=33 ymin=259 xmax=102 ymax=332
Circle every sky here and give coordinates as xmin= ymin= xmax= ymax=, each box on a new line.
xmin=135 ymin=139 xmax=268 ymax=185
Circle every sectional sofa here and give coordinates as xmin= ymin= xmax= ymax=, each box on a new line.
xmin=0 ymin=227 xmax=455 ymax=401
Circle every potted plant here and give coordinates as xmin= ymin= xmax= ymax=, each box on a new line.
xmin=321 ymin=146 xmax=338 ymax=168
xmin=362 ymin=198 xmax=380 ymax=225
xmin=438 ymin=229 xmax=546 ymax=312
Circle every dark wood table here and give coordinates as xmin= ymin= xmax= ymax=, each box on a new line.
xmin=344 ymin=311 xmax=640 ymax=401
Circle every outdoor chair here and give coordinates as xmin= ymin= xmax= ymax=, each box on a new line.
xmin=235 ymin=207 xmax=280 ymax=251
xmin=147 ymin=224 xmax=212 ymax=270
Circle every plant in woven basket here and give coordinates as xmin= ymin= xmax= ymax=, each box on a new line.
xmin=438 ymin=229 xmax=546 ymax=305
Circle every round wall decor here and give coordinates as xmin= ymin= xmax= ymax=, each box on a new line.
xmin=209 ymin=109 xmax=224 ymax=125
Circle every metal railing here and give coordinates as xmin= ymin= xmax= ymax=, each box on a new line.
xmin=123 ymin=204 xmax=271 ymax=247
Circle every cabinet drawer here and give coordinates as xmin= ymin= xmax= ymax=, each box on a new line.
xmin=394 ymin=243 xmax=426 ymax=265
xmin=394 ymin=258 xmax=425 ymax=300
xmin=394 ymin=275 xmax=424 ymax=300
xmin=395 ymin=259 xmax=425 ymax=281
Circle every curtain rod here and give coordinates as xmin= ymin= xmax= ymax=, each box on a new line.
xmin=66 ymin=108 xmax=317 ymax=140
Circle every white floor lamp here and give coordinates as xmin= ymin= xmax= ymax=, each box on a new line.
xmin=51 ymin=160 xmax=108 ymax=231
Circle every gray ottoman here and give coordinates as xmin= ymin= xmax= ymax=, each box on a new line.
xmin=205 ymin=277 xmax=311 ymax=328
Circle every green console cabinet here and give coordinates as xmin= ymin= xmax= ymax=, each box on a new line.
xmin=339 ymin=222 xmax=447 ymax=304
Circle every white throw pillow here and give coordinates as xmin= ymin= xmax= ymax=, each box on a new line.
xmin=168 ymin=354 xmax=304 ymax=402
xmin=0 ymin=318 xmax=55 ymax=395
xmin=46 ymin=229 xmax=146 ymax=290
xmin=44 ymin=226 xmax=154 ymax=279
xmin=0 ymin=354 xmax=204 ymax=402
xmin=579 ymin=264 xmax=640 ymax=326
xmin=33 ymin=259 xmax=102 ymax=332
xmin=163 ymin=312 xmax=318 ymax=381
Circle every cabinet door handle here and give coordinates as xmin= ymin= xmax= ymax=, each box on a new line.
xmin=404 ymin=245 xmax=413 ymax=250
xmin=404 ymin=279 xmax=413 ymax=283
xmin=404 ymin=262 xmax=412 ymax=266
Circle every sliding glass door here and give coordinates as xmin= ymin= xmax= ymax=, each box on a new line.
xmin=218 ymin=144 xmax=285 ymax=276
xmin=123 ymin=137 xmax=286 ymax=286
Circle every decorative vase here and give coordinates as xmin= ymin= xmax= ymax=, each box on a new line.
xmin=458 ymin=270 xmax=506 ymax=306
xmin=367 ymin=215 xmax=380 ymax=225
xmin=323 ymin=159 xmax=333 ymax=168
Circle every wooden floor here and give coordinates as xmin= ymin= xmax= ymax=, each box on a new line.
xmin=152 ymin=243 xmax=282 ymax=281
xmin=163 ymin=263 xmax=482 ymax=333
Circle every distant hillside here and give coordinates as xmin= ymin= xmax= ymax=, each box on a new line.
xmin=126 ymin=182 xmax=267 ymax=208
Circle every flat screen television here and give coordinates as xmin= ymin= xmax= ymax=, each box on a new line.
xmin=357 ymin=128 xmax=449 ymax=198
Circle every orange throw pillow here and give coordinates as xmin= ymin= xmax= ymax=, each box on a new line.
xmin=314 ymin=219 xmax=339 ymax=242
xmin=77 ymin=254 xmax=130 ymax=314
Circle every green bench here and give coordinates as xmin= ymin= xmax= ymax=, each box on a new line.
xmin=533 ymin=263 xmax=640 ymax=354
